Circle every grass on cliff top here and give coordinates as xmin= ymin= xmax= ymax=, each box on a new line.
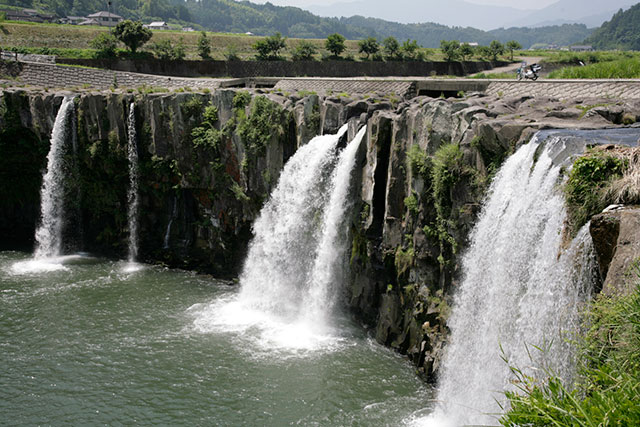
xmin=548 ymin=58 xmax=640 ymax=79
xmin=501 ymin=281 xmax=640 ymax=426
xmin=564 ymin=146 xmax=640 ymax=235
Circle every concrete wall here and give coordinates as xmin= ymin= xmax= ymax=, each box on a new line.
xmin=57 ymin=58 xmax=508 ymax=78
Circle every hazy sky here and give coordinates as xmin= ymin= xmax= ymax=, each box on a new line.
xmin=251 ymin=0 xmax=559 ymax=10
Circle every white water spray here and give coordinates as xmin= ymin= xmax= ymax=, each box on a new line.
xmin=422 ymin=136 xmax=596 ymax=426
xmin=126 ymin=102 xmax=140 ymax=263
xmin=193 ymin=124 xmax=366 ymax=351
xmin=304 ymin=126 xmax=366 ymax=326
xmin=34 ymin=97 xmax=75 ymax=259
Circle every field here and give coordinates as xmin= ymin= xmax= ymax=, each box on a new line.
xmin=0 ymin=21 xmax=414 ymax=61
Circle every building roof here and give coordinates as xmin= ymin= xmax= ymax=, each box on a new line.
xmin=87 ymin=11 xmax=122 ymax=18
xmin=148 ymin=21 xmax=167 ymax=26
xmin=78 ymin=18 xmax=100 ymax=25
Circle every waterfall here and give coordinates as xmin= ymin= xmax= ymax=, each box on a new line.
xmin=34 ymin=97 xmax=75 ymax=259
xmin=303 ymin=126 xmax=366 ymax=326
xmin=237 ymin=124 xmax=348 ymax=318
xmin=194 ymin=124 xmax=365 ymax=350
xmin=422 ymin=135 xmax=596 ymax=426
xmin=126 ymin=102 xmax=140 ymax=263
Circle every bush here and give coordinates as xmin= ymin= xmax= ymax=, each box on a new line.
xmin=197 ymin=31 xmax=211 ymax=60
xmin=325 ymin=33 xmax=346 ymax=58
xmin=291 ymin=41 xmax=317 ymax=61
xmin=113 ymin=20 xmax=152 ymax=53
xmin=358 ymin=36 xmax=379 ymax=60
xmin=89 ymin=32 xmax=118 ymax=58
xmin=253 ymin=32 xmax=286 ymax=60
xmin=237 ymin=96 xmax=285 ymax=157
xmin=564 ymin=150 xmax=626 ymax=233
xmin=151 ymin=39 xmax=185 ymax=61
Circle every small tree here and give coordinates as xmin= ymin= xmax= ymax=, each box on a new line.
xmin=151 ymin=39 xmax=185 ymax=61
xmin=489 ymin=40 xmax=505 ymax=61
xmin=440 ymin=40 xmax=460 ymax=62
xmin=224 ymin=45 xmax=240 ymax=61
xmin=113 ymin=20 xmax=152 ymax=54
xmin=476 ymin=45 xmax=491 ymax=60
xmin=401 ymin=39 xmax=421 ymax=61
xmin=506 ymin=40 xmax=522 ymax=61
xmin=90 ymin=32 xmax=118 ymax=58
xmin=325 ymin=33 xmax=346 ymax=58
xmin=383 ymin=36 xmax=400 ymax=60
xmin=459 ymin=43 xmax=474 ymax=61
xmin=291 ymin=40 xmax=317 ymax=61
xmin=253 ymin=32 xmax=287 ymax=60
xmin=358 ymin=36 xmax=379 ymax=60
xmin=198 ymin=31 xmax=211 ymax=59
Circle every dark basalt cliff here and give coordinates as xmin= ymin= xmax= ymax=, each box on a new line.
xmin=1 ymin=87 xmax=638 ymax=380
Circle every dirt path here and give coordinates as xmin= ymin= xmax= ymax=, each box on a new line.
xmin=473 ymin=56 xmax=545 ymax=76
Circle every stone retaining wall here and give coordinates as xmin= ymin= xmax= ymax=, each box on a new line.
xmin=9 ymin=61 xmax=223 ymax=90
xmin=273 ymin=79 xmax=416 ymax=98
xmin=486 ymin=80 xmax=640 ymax=100
xmin=58 ymin=58 xmax=505 ymax=79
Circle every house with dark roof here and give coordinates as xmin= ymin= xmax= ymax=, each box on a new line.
xmin=59 ymin=16 xmax=86 ymax=25
xmin=2 ymin=8 xmax=55 ymax=23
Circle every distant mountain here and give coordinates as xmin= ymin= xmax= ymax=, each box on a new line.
xmin=501 ymin=0 xmax=637 ymax=28
xmin=338 ymin=16 xmax=593 ymax=48
xmin=585 ymin=3 xmax=640 ymax=50
xmin=308 ymin=0 xmax=531 ymax=31
xmin=309 ymin=0 xmax=637 ymax=30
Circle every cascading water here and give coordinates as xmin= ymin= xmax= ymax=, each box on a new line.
xmin=34 ymin=97 xmax=75 ymax=259
xmin=126 ymin=102 xmax=140 ymax=264
xmin=304 ymin=126 xmax=366 ymax=326
xmin=421 ymin=135 xmax=596 ymax=426
xmin=193 ymin=124 xmax=365 ymax=350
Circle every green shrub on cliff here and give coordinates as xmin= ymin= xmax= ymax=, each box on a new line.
xmin=191 ymin=102 xmax=221 ymax=151
xmin=501 ymin=283 xmax=640 ymax=426
xmin=407 ymin=144 xmax=431 ymax=179
xmin=237 ymin=96 xmax=285 ymax=157
xmin=564 ymin=150 xmax=626 ymax=234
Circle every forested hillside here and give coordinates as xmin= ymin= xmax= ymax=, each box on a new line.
xmin=1 ymin=0 xmax=594 ymax=48
xmin=585 ymin=3 xmax=640 ymax=50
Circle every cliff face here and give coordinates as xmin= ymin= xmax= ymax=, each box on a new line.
xmin=1 ymin=87 xmax=638 ymax=379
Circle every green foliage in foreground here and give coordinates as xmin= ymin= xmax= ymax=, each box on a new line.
xmin=501 ymin=283 xmax=640 ymax=426
xmin=548 ymin=59 xmax=640 ymax=79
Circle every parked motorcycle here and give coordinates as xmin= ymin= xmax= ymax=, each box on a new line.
xmin=516 ymin=62 xmax=542 ymax=81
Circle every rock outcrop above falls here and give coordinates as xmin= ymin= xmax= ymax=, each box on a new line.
xmin=1 ymin=85 xmax=639 ymax=379
xmin=591 ymin=206 xmax=640 ymax=296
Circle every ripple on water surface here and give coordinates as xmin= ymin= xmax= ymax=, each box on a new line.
xmin=0 ymin=251 xmax=433 ymax=425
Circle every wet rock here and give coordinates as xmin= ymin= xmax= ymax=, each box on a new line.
xmin=590 ymin=206 xmax=640 ymax=295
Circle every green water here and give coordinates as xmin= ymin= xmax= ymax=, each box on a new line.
xmin=0 ymin=251 xmax=432 ymax=425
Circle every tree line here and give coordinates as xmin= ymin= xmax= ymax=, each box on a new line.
xmin=92 ymin=22 xmax=522 ymax=63
xmin=3 ymin=0 xmax=593 ymax=49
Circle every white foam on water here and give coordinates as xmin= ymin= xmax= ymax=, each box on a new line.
xmin=412 ymin=135 xmax=596 ymax=426
xmin=192 ymin=124 xmax=366 ymax=355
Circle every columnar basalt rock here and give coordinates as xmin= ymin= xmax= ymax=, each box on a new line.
xmin=1 ymin=86 xmax=639 ymax=380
